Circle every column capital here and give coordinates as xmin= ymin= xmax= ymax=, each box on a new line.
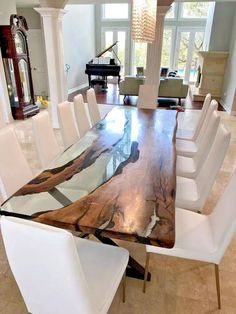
xmin=157 ymin=5 xmax=171 ymax=16
xmin=34 ymin=7 xmax=67 ymax=19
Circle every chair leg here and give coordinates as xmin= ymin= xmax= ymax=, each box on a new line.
xmin=143 ymin=252 xmax=150 ymax=293
xmin=214 ymin=264 xmax=221 ymax=309
xmin=122 ymin=272 xmax=126 ymax=303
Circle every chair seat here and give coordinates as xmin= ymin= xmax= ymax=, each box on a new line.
xmin=83 ymin=103 xmax=115 ymax=126
xmin=176 ymin=128 xmax=194 ymax=140
xmin=74 ymin=237 xmax=129 ymax=313
xmin=176 ymin=156 xmax=197 ymax=178
xmin=176 ymin=139 xmax=198 ymax=157
xmin=99 ymin=104 xmax=116 ymax=119
xmin=146 ymin=208 xmax=216 ymax=263
xmin=177 ymin=110 xmax=201 ymax=130
xmin=176 ymin=176 xmax=200 ymax=211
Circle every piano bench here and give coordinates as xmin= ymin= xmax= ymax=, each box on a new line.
xmin=91 ymin=79 xmax=106 ymax=88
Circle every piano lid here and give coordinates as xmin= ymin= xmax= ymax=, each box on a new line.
xmin=89 ymin=41 xmax=121 ymax=64
xmin=96 ymin=41 xmax=118 ymax=58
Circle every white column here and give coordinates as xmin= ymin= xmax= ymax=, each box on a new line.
xmin=35 ymin=8 xmax=67 ymax=128
xmin=145 ymin=6 xmax=170 ymax=94
xmin=0 ymin=49 xmax=13 ymax=123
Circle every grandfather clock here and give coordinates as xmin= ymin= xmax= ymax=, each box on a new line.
xmin=0 ymin=15 xmax=39 ymax=119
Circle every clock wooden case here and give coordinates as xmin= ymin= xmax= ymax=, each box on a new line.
xmin=0 ymin=14 xmax=39 ymax=119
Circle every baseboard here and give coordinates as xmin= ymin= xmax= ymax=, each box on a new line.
xmin=68 ymin=83 xmax=88 ymax=95
xmin=219 ymin=99 xmax=236 ymax=115
xmin=220 ymin=99 xmax=231 ymax=113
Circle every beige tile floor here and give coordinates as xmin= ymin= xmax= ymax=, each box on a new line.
xmin=1 ymin=108 xmax=236 ymax=314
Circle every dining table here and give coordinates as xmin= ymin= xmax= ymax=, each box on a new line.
xmin=1 ymin=106 xmax=178 ymax=281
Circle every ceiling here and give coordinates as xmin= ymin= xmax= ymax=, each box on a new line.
xmin=15 ymin=0 xmax=236 ymax=8
xmin=16 ymin=0 xmax=40 ymax=7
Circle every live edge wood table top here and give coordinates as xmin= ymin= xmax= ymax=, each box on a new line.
xmin=1 ymin=107 xmax=178 ymax=249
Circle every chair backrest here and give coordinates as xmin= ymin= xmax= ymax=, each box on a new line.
xmin=0 ymin=127 xmax=32 ymax=200
xmin=137 ymin=85 xmax=157 ymax=109
xmin=73 ymin=94 xmax=91 ymax=137
xmin=57 ymin=101 xmax=80 ymax=149
xmin=196 ymin=123 xmax=231 ymax=210
xmin=32 ymin=111 xmax=61 ymax=168
xmin=86 ymin=88 xmax=101 ymax=126
xmin=209 ymin=169 xmax=236 ymax=263
xmin=1 ymin=216 xmax=97 ymax=314
xmin=192 ymin=93 xmax=211 ymax=141
xmin=196 ymin=99 xmax=218 ymax=145
xmin=193 ymin=108 xmax=220 ymax=167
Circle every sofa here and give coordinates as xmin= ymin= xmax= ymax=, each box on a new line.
xmin=119 ymin=76 xmax=189 ymax=105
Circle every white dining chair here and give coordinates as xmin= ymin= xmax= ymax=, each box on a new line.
xmin=57 ymin=101 xmax=80 ymax=149
xmin=176 ymin=100 xmax=218 ymax=158
xmin=32 ymin=111 xmax=62 ymax=169
xmin=176 ymin=93 xmax=211 ymax=140
xmin=86 ymin=88 xmax=101 ymax=126
xmin=0 ymin=108 xmax=6 ymax=129
xmin=144 ymin=169 xmax=236 ymax=310
xmin=1 ymin=216 xmax=129 ymax=314
xmin=176 ymin=110 xmax=220 ymax=178
xmin=73 ymin=94 xmax=91 ymax=137
xmin=176 ymin=123 xmax=231 ymax=212
xmin=137 ymin=85 xmax=157 ymax=109
xmin=0 ymin=127 xmax=33 ymax=201
xmin=177 ymin=110 xmax=201 ymax=132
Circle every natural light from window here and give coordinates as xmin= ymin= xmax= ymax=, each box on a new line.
xmin=181 ymin=2 xmax=211 ymax=18
xmin=166 ymin=3 xmax=176 ymax=19
xmin=103 ymin=4 xmax=129 ymax=19
xmin=160 ymin=2 xmax=211 ymax=82
xmin=161 ymin=29 xmax=172 ymax=67
xmin=133 ymin=42 xmax=147 ymax=75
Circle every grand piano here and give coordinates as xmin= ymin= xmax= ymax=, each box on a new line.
xmin=85 ymin=41 xmax=121 ymax=89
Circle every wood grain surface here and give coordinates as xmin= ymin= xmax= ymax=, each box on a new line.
xmin=31 ymin=108 xmax=177 ymax=248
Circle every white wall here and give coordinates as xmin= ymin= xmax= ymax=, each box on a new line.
xmin=0 ymin=0 xmax=16 ymax=25
xmin=62 ymin=4 xmax=95 ymax=93
xmin=17 ymin=7 xmax=41 ymax=29
xmin=221 ymin=9 xmax=236 ymax=114
xmin=208 ymin=2 xmax=236 ymax=51
xmin=203 ymin=2 xmax=215 ymax=51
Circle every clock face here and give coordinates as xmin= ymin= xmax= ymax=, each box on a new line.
xmin=14 ymin=32 xmax=26 ymax=55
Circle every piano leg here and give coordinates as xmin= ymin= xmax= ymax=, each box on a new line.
xmin=88 ymin=75 xmax=91 ymax=87
xmin=105 ymin=76 xmax=108 ymax=89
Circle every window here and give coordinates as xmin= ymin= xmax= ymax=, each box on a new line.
xmin=162 ymin=2 xmax=209 ymax=82
xmin=161 ymin=29 xmax=173 ymax=68
xmin=190 ymin=31 xmax=204 ymax=81
xmin=102 ymin=28 xmax=129 ymax=76
xmin=177 ymin=31 xmax=190 ymax=77
xmin=102 ymin=4 xmax=129 ymax=20
xmin=132 ymin=42 xmax=147 ymax=74
xmin=165 ymin=3 xmax=176 ymax=19
xmin=173 ymin=28 xmax=205 ymax=82
xmin=180 ymin=2 xmax=211 ymax=19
